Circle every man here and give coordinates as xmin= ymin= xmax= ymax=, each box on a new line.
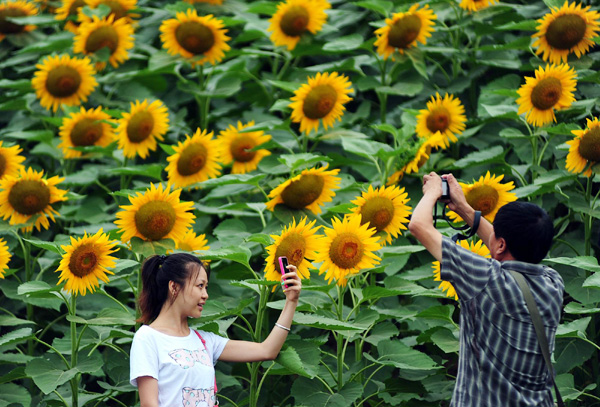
xmin=408 ymin=172 xmax=564 ymax=407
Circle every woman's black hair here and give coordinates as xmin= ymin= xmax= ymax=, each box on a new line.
xmin=137 ymin=253 xmax=210 ymax=324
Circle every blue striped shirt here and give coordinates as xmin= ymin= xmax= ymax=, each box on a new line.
xmin=440 ymin=237 xmax=564 ymax=407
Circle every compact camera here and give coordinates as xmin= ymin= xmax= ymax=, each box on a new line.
xmin=440 ymin=178 xmax=450 ymax=201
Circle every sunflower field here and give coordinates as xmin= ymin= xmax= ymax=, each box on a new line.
xmin=1 ymin=0 xmax=600 ymax=405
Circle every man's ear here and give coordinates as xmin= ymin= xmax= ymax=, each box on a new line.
xmin=496 ymin=237 xmax=508 ymax=256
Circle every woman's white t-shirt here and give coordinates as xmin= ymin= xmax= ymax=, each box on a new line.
xmin=130 ymin=325 xmax=229 ymax=407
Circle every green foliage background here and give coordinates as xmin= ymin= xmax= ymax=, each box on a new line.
xmin=1 ymin=0 xmax=600 ymax=406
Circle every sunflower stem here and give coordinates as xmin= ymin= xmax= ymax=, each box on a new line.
xmin=70 ymin=294 xmax=79 ymax=407
xmin=336 ymin=284 xmax=346 ymax=388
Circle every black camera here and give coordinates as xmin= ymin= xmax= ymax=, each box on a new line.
xmin=440 ymin=178 xmax=450 ymax=201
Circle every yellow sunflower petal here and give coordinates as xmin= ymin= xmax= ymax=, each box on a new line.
xmin=0 ymin=167 xmax=68 ymax=232
xmin=416 ymin=93 xmax=467 ymax=149
xmin=0 ymin=237 xmax=12 ymax=279
xmin=266 ymin=165 xmax=341 ymax=214
xmin=446 ymin=172 xmax=517 ymax=223
xmin=160 ymin=9 xmax=230 ymax=66
xmin=31 ymin=54 xmax=98 ymax=112
xmin=55 ymin=0 xmax=86 ymax=33
xmin=73 ymin=14 xmax=135 ymax=70
xmin=175 ymin=229 xmax=210 ymax=252
xmin=459 ymin=0 xmax=498 ymax=13
xmin=516 ymin=63 xmax=577 ymax=127
xmin=566 ymin=116 xmax=600 ymax=177
xmin=58 ymin=106 xmax=116 ymax=159
xmin=56 ymin=228 xmax=119 ymax=296
xmin=289 ymin=71 xmax=353 ymax=135
xmin=115 ymin=99 xmax=170 ymax=159
xmin=217 ymin=121 xmax=271 ymax=174
xmin=532 ymin=1 xmax=600 ymax=65
xmin=374 ymin=4 xmax=437 ymax=59
xmin=432 ymin=239 xmax=490 ymax=301
xmin=267 ymin=0 xmax=329 ymax=51
xmin=264 ymin=217 xmax=321 ymax=282
xmin=0 ymin=141 xmax=26 ymax=180
xmin=78 ymin=0 xmax=139 ymax=24
xmin=313 ymin=214 xmax=381 ymax=286
xmin=114 ymin=183 xmax=195 ymax=243
xmin=0 ymin=0 xmax=38 ymax=41
xmin=166 ymin=128 xmax=222 ymax=189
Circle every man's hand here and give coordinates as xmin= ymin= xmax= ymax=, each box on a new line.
xmin=442 ymin=174 xmax=471 ymax=219
xmin=423 ymin=172 xmax=443 ymax=199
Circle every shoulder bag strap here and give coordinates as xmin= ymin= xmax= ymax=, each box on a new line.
xmin=509 ymin=270 xmax=564 ymax=407
xmin=195 ymin=330 xmax=219 ymax=396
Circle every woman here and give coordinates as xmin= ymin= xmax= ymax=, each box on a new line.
xmin=130 ymin=253 xmax=301 ymax=407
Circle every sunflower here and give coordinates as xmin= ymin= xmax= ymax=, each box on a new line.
xmin=0 ymin=141 xmax=26 ymax=180
xmin=175 ymin=229 xmax=209 ymax=252
xmin=432 ymin=239 xmax=490 ymax=301
xmin=54 ymin=0 xmax=86 ymax=32
xmin=289 ymin=72 xmax=353 ymax=135
xmin=566 ymin=117 xmax=600 ymax=177
xmin=78 ymin=0 xmax=139 ymax=24
xmin=416 ymin=93 xmax=467 ymax=149
xmin=56 ymin=229 xmax=118 ymax=296
xmin=0 ymin=0 xmax=38 ymax=42
xmin=313 ymin=214 xmax=381 ymax=286
xmin=374 ymin=4 xmax=436 ymax=59
xmin=532 ymin=2 xmax=600 ymax=65
xmin=0 ymin=167 xmax=68 ymax=232
xmin=516 ymin=63 xmax=577 ymax=127
xmin=217 ymin=121 xmax=271 ymax=174
xmin=268 ymin=0 xmax=328 ymax=51
xmin=266 ymin=165 xmax=341 ymax=214
xmin=73 ymin=14 xmax=135 ymax=70
xmin=386 ymin=133 xmax=446 ymax=185
xmin=166 ymin=128 xmax=222 ymax=189
xmin=459 ymin=0 xmax=498 ymax=13
xmin=115 ymin=99 xmax=169 ymax=159
xmin=58 ymin=106 xmax=115 ymax=159
xmin=349 ymin=185 xmax=411 ymax=246
xmin=31 ymin=54 xmax=98 ymax=112
xmin=114 ymin=183 xmax=195 ymax=243
xmin=446 ymin=172 xmax=517 ymax=223
xmin=0 ymin=238 xmax=11 ymax=279
xmin=264 ymin=217 xmax=320 ymax=283
xmin=160 ymin=10 xmax=230 ymax=66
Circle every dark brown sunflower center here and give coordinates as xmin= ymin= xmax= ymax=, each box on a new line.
xmin=388 ymin=14 xmax=422 ymax=49
xmin=175 ymin=21 xmax=215 ymax=55
xmin=302 ymin=85 xmax=337 ymax=120
xmin=8 ymin=180 xmax=51 ymax=215
xmin=578 ymin=126 xmax=600 ymax=161
xmin=466 ymin=185 xmax=499 ymax=216
xmin=274 ymin=233 xmax=306 ymax=269
xmin=230 ymin=135 xmax=257 ymax=162
xmin=281 ymin=174 xmax=324 ymax=209
xmin=68 ymin=0 xmax=86 ymax=15
xmin=177 ymin=143 xmax=207 ymax=176
xmin=426 ymin=107 xmax=450 ymax=133
xmin=329 ymin=232 xmax=364 ymax=269
xmin=126 ymin=110 xmax=155 ymax=143
xmin=134 ymin=201 xmax=176 ymax=241
xmin=45 ymin=66 xmax=82 ymax=98
xmin=531 ymin=77 xmax=562 ymax=110
xmin=360 ymin=196 xmax=395 ymax=232
xmin=280 ymin=5 xmax=309 ymax=37
xmin=545 ymin=14 xmax=587 ymax=50
xmin=70 ymin=118 xmax=104 ymax=146
xmin=0 ymin=153 xmax=6 ymax=178
xmin=0 ymin=7 xmax=27 ymax=34
xmin=68 ymin=243 xmax=98 ymax=277
xmin=85 ymin=26 xmax=119 ymax=54
xmin=102 ymin=0 xmax=127 ymax=20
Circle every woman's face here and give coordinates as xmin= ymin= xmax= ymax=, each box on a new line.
xmin=175 ymin=265 xmax=209 ymax=319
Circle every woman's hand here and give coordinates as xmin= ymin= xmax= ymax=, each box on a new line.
xmin=282 ymin=265 xmax=301 ymax=302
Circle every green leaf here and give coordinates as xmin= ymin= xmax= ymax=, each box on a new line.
xmin=192 ymin=173 xmax=266 ymax=189
xmin=108 ymin=164 xmax=163 ymax=180
xmin=355 ymin=0 xmax=393 ymax=15
xmin=554 ymin=337 xmax=596 ymax=374
xmin=1 ymin=130 xmax=54 ymax=143
xmin=364 ymin=339 xmax=439 ymax=370
xmin=545 ymin=256 xmax=600 ymax=273
xmin=130 ymin=237 xmax=176 ymax=257
xmin=278 ymin=153 xmax=330 ymax=172
xmin=556 ymin=317 xmax=591 ymax=339
xmin=200 ymin=246 xmax=253 ymax=269
xmin=246 ymin=1 xmax=277 ymax=14
xmin=583 ymin=272 xmax=600 ymax=290
xmin=341 ymin=138 xmax=393 ymax=159
xmin=564 ymin=302 xmax=600 ymax=315
xmin=25 ymin=358 xmax=78 ymax=395
xmin=17 ymin=281 xmax=59 ymax=295
xmin=416 ymin=305 xmax=456 ymax=325
xmin=293 ymin=313 xmax=365 ymax=331
xmin=376 ymin=80 xmax=423 ymax=97
xmin=322 ymin=34 xmax=364 ymax=52
xmin=379 ymin=245 xmax=425 ymax=256
xmin=246 ymin=233 xmax=272 ymax=246
xmin=0 ymin=328 xmax=33 ymax=348
xmin=0 ymin=383 xmax=31 ymax=407
xmin=66 ymin=308 xmax=135 ymax=326
xmin=449 ymin=146 xmax=505 ymax=169
xmin=276 ymin=347 xmax=315 ymax=378
xmin=148 ymin=51 xmax=179 ymax=72
xmin=267 ymin=80 xmax=300 ymax=93
xmin=361 ymin=286 xmax=414 ymax=302
xmin=0 ymin=315 xmax=35 ymax=326
xmin=430 ymin=328 xmax=459 ymax=353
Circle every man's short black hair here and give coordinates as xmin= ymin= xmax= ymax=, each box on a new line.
xmin=493 ymin=202 xmax=554 ymax=264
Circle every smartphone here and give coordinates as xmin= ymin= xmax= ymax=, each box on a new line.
xmin=278 ymin=256 xmax=289 ymax=288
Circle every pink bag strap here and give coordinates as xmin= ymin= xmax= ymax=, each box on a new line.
xmin=194 ymin=330 xmax=218 ymax=394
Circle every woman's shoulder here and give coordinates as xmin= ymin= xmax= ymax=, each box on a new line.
xmin=132 ymin=325 xmax=156 ymax=342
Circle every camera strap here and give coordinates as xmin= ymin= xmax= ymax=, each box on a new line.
xmin=434 ymin=204 xmax=482 ymax=242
